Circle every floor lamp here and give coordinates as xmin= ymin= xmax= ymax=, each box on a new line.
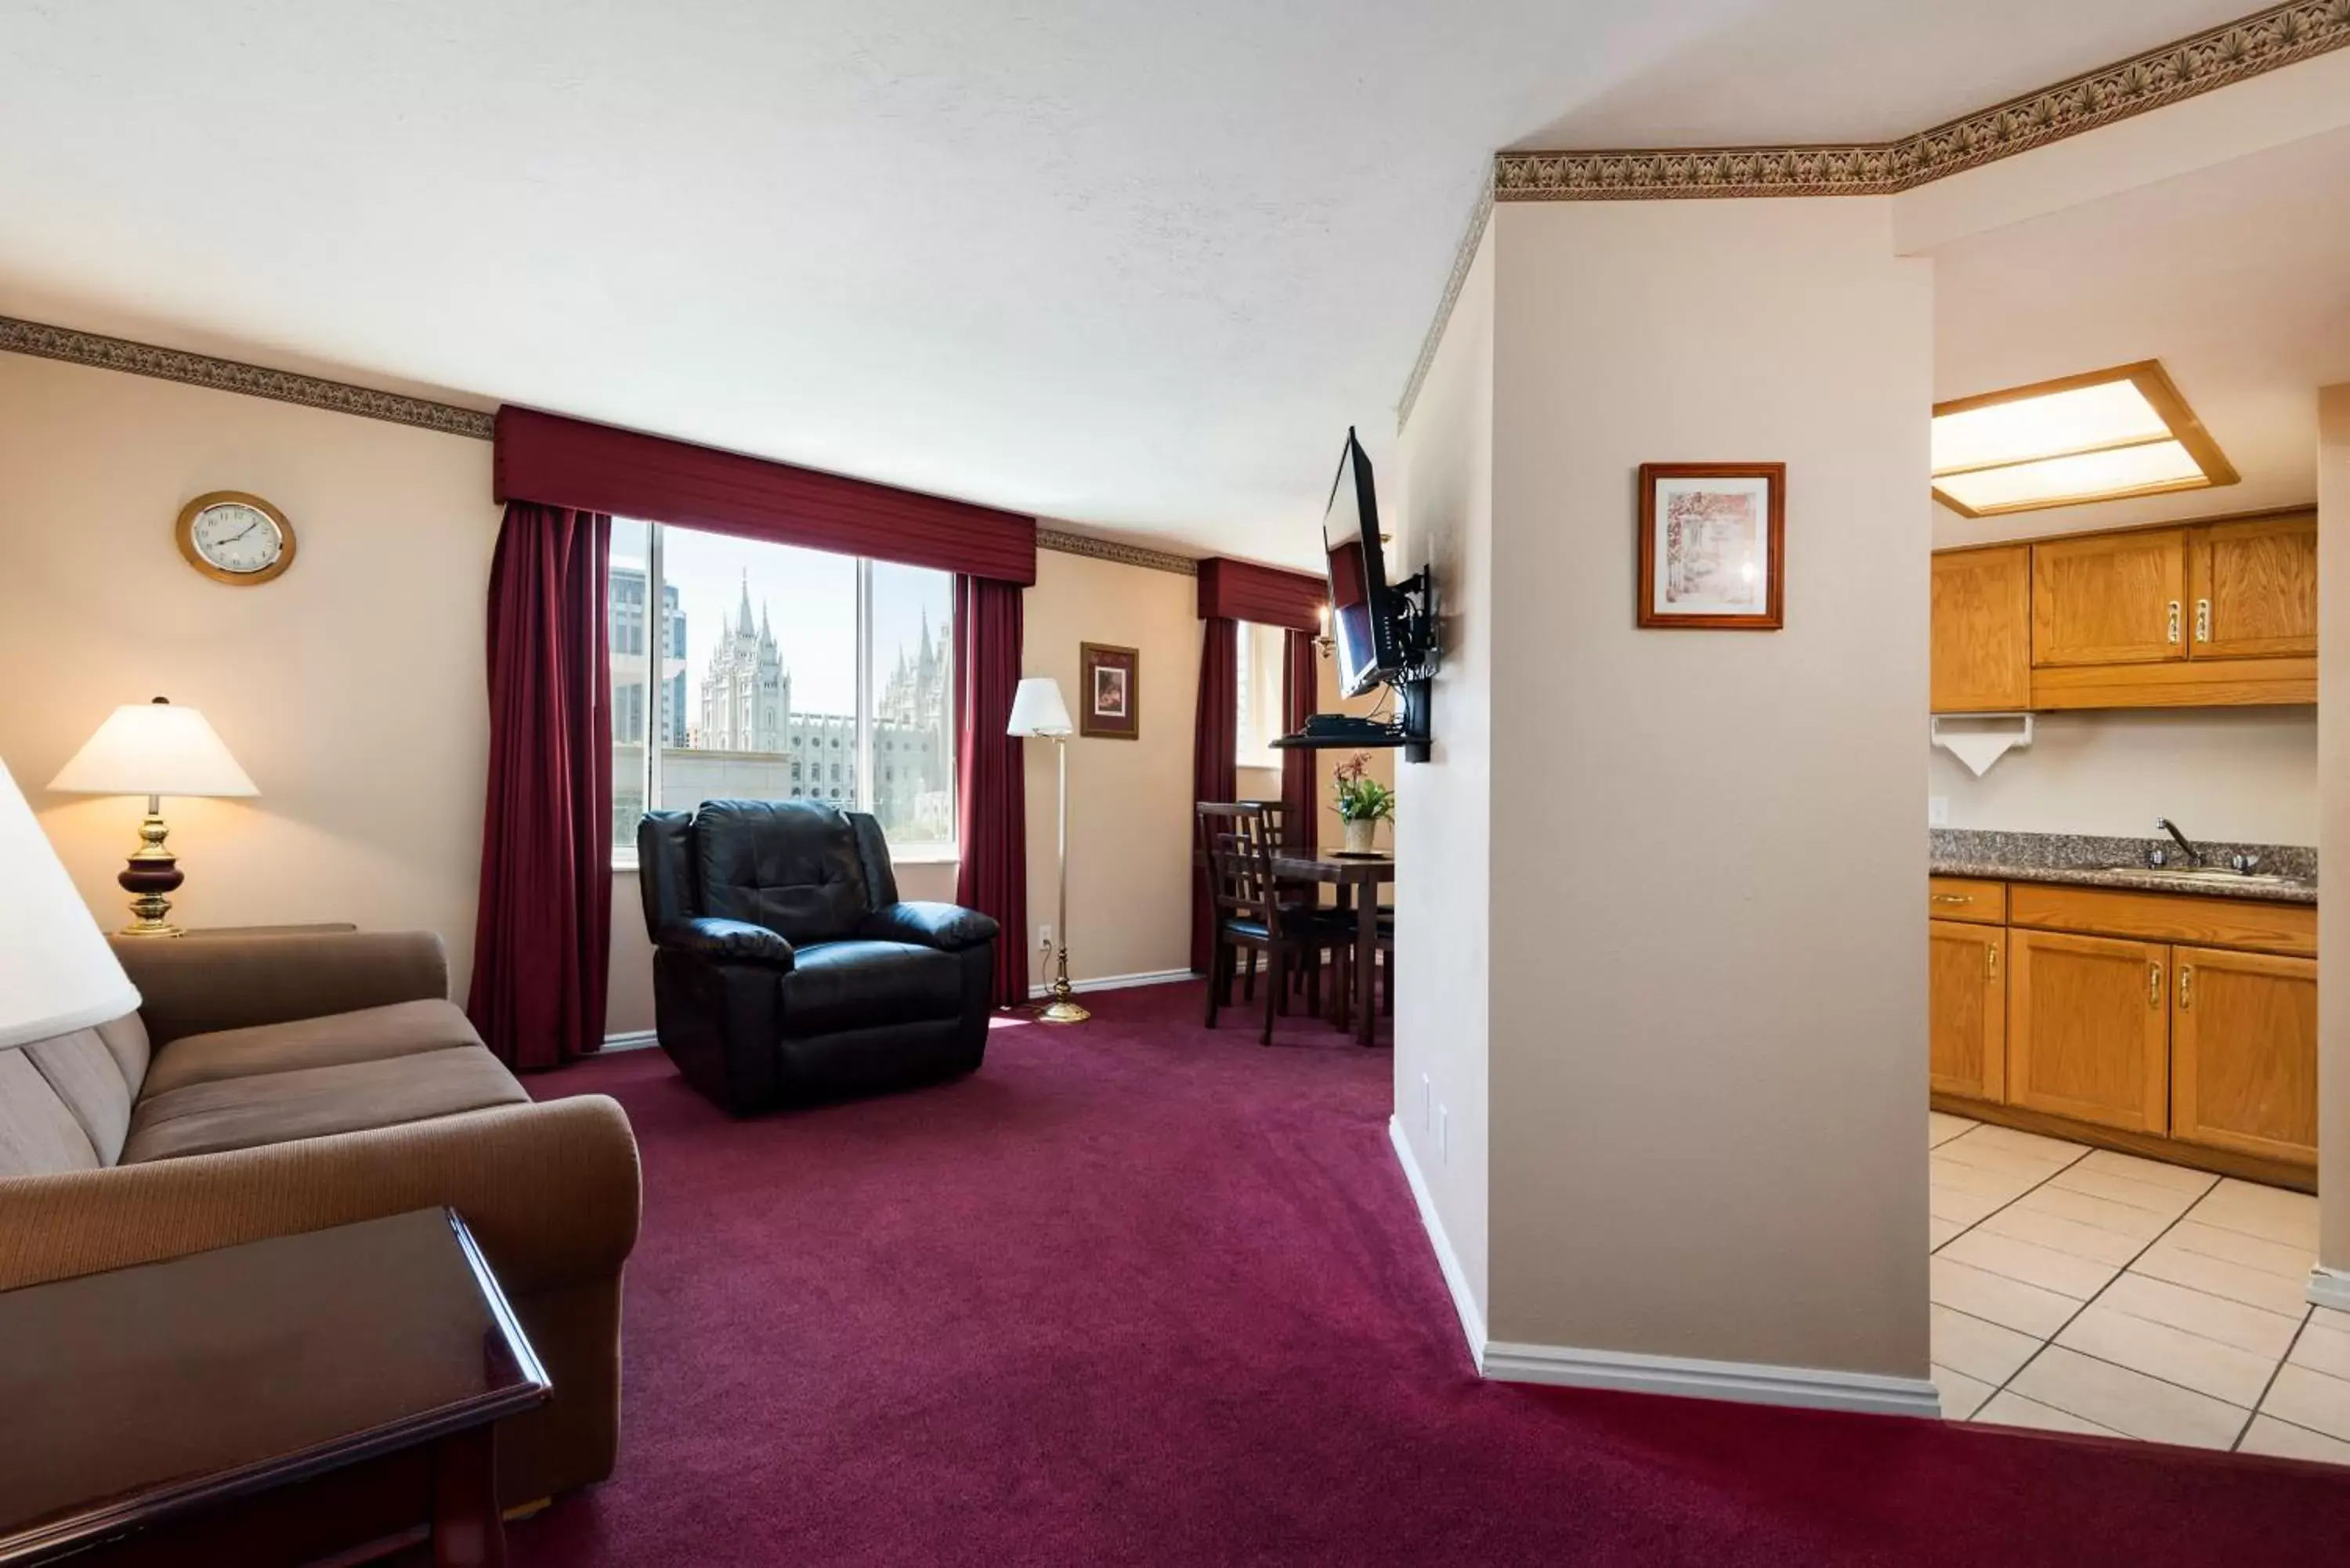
xmin=1007 ymin=677 xmax=1087 ymax=1024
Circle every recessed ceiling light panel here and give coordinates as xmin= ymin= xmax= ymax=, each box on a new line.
xmin=1930 ymin=362 xmax=2236 ymax=518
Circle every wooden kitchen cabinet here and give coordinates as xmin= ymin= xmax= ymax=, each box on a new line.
xmin=2008 ymin=929 xmax=2169 ymax=1134
xmin=2030 ymin=528 xmax=2186 ymax=668
xmin=2189 ymin=512 xmax=2317 ymax=659
xmin=1929 ymin=919 xmax=2005 ymax=1101
xmin=2170 ymin=945 xmax=2317 ymax=1165
xmin=1931 ymin=546 xmax=2032 ymax=712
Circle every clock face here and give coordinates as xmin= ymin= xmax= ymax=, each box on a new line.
xmin=176 ymin=493 xmax=294 ymax=584
xmin=191 ymin=502 xmax=284 ymax=573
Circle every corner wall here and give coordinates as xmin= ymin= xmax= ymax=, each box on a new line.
xmin=1479 ymin=197 xmax=1932 ymax=1381
xmin=2318 ymin=382 xmax=2350 ymax=1281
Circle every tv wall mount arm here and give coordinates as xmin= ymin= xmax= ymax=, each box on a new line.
xmin=1273 ymin=567 xmax=1439 ymax=764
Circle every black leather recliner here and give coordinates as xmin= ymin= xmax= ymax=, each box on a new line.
xmin=636 ymin=800 xmax=1001 ymax=1114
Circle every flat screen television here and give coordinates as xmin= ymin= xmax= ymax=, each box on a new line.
xmin=1322 ymin=428 xmax=1404 ymax=699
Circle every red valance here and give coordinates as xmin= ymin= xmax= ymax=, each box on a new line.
xmin=1195 ymin=557 xmax=1327 ymax=632
xmin=494 ymin=406 xmax=1038 ymax=585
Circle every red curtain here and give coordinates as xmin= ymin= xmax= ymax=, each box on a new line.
xmin=1190 ymin=617 xmax=1238 ymax=973
xmin=468 ymin=502 xmax=613 ymax=1071
xmin=953 ymin=575 xmax=1029 ymax=1007
xmin=1281 ymin=629 xmax=1319 ymax=855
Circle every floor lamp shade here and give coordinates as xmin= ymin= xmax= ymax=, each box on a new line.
xmin=0 ymin=759 xmax=140 ymax=1049
xmin=1006 ymin=677 xmax=1073 ymax=738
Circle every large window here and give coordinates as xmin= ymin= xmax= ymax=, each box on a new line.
xmin=611 ymin=521 xmax=956 ymax=861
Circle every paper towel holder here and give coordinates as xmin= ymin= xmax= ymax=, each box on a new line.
xmin=1931 ymin=713 xmax=2034 ymax=777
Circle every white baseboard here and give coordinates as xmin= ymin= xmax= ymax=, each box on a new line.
xmin=600 ymin=1030 xmax=660 ymax=1053
xmin=1479 ymin=1341 xmax=1945 ymax=1419
xmin=1385 ymin=1124 xmax=1939 ymax=1420
xmin=1025 ymin=968 xmax=1194 ymax=1000
xmin=1386 ymin=1115 xmax=1488 ymax=1364
xmin=2310 ymin=1265 xmax=2350 ymax=1312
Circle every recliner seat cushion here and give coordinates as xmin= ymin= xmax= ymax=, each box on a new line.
xmin=122 ymin=1048 xmax=527 ymax=1165
xmin=782 ymin=941 xmax=964 ymax=1038
xmin=139 ymin=999 xmax=485 ymax=1100
xmin=693 ymin=800 xmax=874 ymax=943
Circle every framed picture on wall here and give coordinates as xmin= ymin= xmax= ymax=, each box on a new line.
xmin=1079 ymin=642 xmax=1140 ymax=739
xmin=1636 ymin=462 xmax=1785 ymax=630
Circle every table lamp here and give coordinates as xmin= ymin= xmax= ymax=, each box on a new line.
xmin=49 ymin=697 xmax=258 ymax=938
xmin=1007 ymin=676 xmax=1086 ymax=1024
xmin=0 ymin=757 xmax=140 ymax=1049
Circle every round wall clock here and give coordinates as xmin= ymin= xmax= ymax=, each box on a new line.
xmin=176 ymin=492 xmax=295 ymax=585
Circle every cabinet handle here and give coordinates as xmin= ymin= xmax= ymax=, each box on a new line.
xmin=1931 ymin=893 xmax=1971 ymax=905
xmin=2167 ymin=601 xmax=2182 ymax=644
xmin=2178 ymin=963 xmax=2193 ymax=1011
xmin=1986 ymin=941 xmax=1999 ymax=980
xmin=2149 ymin=961 xmax=2163 ymax=1007
xmin=2195 ymin=598 xmax=2211 ymax=643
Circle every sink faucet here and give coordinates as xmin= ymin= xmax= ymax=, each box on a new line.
xmin=2152 ymin=818 xmax=2202 ymax=868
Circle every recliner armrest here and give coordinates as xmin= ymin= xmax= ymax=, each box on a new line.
xmin=858 ymin=901 xmax=1000 ymax=952
xmin=656 ymin=918 xmax=797 ymax=971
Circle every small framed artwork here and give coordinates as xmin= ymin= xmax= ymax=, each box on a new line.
xmin=1079 ymin=642 xmax=1140 ymax=739
xmin=1636 ymin=462 xmax=1785 ymax=630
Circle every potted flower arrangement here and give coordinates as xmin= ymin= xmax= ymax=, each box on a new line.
xmin=1332 ymin=753 xmax=1394 ymax=855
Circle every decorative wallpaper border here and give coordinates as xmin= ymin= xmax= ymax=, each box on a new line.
xmin=0 ymin=315 xmax=495 ymax=439
xmin=1 ymin=313 xmax=1207 ymax=576
xmin=1402 ymin=0 xmax=2350 ymax=422
xmin=1036 ymin=526 xmax=1198 ymax=576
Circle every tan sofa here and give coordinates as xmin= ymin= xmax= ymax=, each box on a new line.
xmin=0 ymin=931 xmax=641 ymax=1507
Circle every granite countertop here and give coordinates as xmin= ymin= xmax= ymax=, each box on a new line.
xmin=1930 ymin=829 xmax=2317 ymax=906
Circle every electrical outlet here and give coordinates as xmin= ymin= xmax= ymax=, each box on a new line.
xmin=1420 ymin=1072 xmax=1432 ymax=1130
xmin=1437 ymin=1104 xmax=1449 ymax=1164
xmin=1928 ymin=797 xmax=1950 ymax=828
xmin=1037 ymin=923 xmax=1054 ymax=952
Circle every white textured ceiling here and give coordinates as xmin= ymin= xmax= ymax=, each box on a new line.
xmin=1931 ymin=124 xmax=2350 ymax=546
xmin=0 ymin=0 xmax=2276 ymax=565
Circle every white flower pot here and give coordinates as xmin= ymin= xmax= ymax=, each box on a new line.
xmin=1342 ymin=817 xmax=1379 ymax=854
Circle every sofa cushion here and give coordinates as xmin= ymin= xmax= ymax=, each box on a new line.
xmin=121 ymin=1048 xmax=528 ymax=1165
xmin=781 ymin=941 xmax=964 ymax=1039
xmin=21 ymin=1028 xmax=141 ymax=1165
xmin=139 ymin=999 xmax=486 ymax=1100
xmin=694 ymin=800 xmax=873 ymax=943
xmin=0 ymin=1052 xmax=100 ymax=1176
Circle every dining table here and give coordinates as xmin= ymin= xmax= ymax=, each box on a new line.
xmin=1268 ymin=847 xmax=1394 ymax=1047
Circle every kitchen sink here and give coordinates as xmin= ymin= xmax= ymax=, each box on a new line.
xmin=2096 ymin=864 xmax=2306 ymax=888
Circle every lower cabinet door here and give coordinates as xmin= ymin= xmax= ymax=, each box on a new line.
xmin=1929 ymin=919 xmax=2005 ymax=1101
xmin=2008 ymin=930 xmax=2169 ymax=1133
xmin=2170 ymin=945 xmax=2318 ymax=1165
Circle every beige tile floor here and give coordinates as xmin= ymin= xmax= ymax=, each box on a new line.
xmin=1928 ymin=1111 xmax=2350 ymax=1461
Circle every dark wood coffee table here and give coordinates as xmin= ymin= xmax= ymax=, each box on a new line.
xmin=0 ymin=1209 xmax=550 ymax=1568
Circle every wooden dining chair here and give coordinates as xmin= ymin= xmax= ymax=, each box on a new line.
xmin=1197 ymin=802 xmax=1352 ymax=1044
xmin=1232 ymin=799 xmax=1321 ymax=1005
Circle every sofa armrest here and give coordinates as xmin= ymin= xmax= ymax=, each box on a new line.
xmin=655 ymin=917 xmax=796 ymax=971
xmin=0 ymin=1096 xmax=640 ymax=1299
xmin=112 ymin=931 xmax=453 ymax=1049
xmin=859 ymin=901 xmax=1000 ymax=952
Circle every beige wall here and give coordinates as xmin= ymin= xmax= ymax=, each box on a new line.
xmin=1480 ymin=198 xmax=1932 ymax=1377
xmin=2318 ymin=383 xmax=2350 ymax=1277
xmin=1929 ymin=708 xmax=2317 ymax=844
xmin=1018 ymin=547 xmax=1204 ymax=990
xmin=1394 ymin=221 xmax=1496 ymax=1322
xmin=0 ymin=352 xmax=499 ymax=991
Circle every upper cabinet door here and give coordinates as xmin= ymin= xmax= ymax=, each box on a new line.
xmin=2030 ymin=529 xmax=2187 ymax=667
xmin=2189 ymin=513 xmax=2316 ymax=659
xmin=1931 ymin=546 xmax=2031 ymax=712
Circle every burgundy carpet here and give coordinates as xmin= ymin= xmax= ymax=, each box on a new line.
xmin=515 ymin=981 xmax=2345 ymax=1566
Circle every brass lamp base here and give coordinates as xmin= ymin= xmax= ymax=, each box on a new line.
xmin=116 ymin=798 xmax=187 ymax=938
xmin=1036 ymin=945 xmax=1090 ymax=1024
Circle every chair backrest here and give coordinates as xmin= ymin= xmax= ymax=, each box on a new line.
xmin=1197 ymin=801 xmax=1282 ymax=935
xmin=637 ymin=800 xmax=901 ymax=944
xmin=1236 ymin=799 xmax=1289 ymax=849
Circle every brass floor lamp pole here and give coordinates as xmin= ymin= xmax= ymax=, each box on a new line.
xmin=1038 ymin=734 xmax=1088 ymax=1024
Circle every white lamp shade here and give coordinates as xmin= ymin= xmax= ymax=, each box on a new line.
xmin=0 ymin=759 xmax=139 ymax=1049
xmin=1005 ymin=677 xmax=1073 ymax=738
xmin=49 ymin=700 xmax=258 ymax=798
